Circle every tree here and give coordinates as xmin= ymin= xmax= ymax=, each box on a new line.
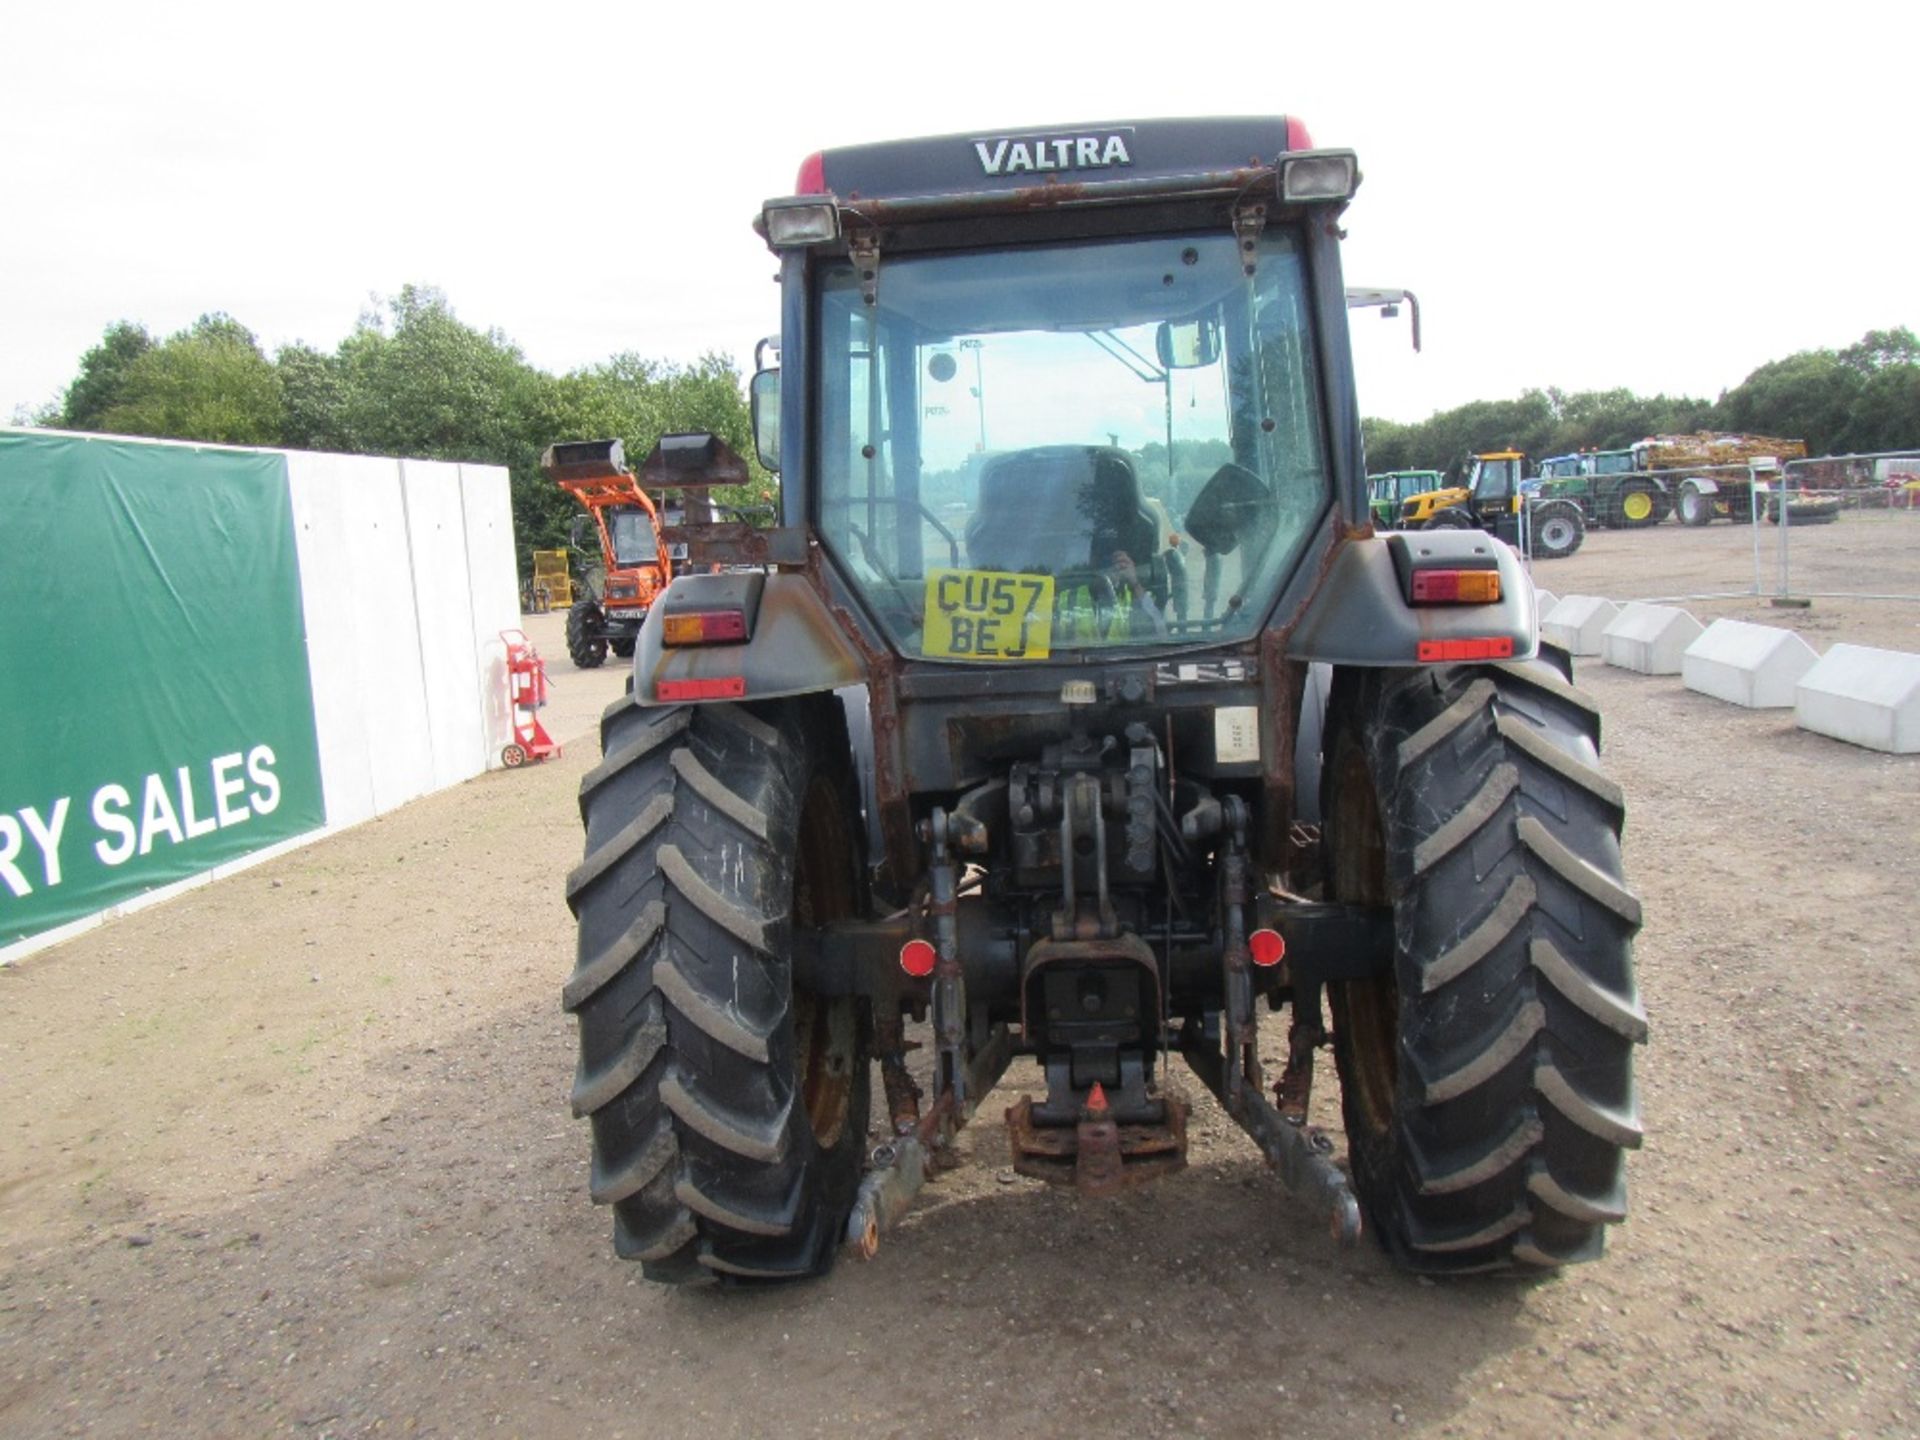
xmin=96 ymin=314 xmax=283 ymax=445
xmin=275 ymin=342 xmax=352 ymax=453
xmin=58 ymin=321 xmax=153 ymax=430
xmin=1713 ymin=350 xmax=1860 ymax=455
xmin=1838 ymin=327 xmax=1920 ymax=376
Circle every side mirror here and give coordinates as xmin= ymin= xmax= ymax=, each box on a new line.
xmin=1183 ymin=462 xmax=1271 ymax=555
xmin=750 ymin=369 xmax=781 ymax=474
xmin=1155 ymin=317 xmax=1221 ymax=369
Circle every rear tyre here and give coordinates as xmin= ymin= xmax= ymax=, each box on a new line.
xmin=564 ymin=694 xmax=870 ymax=1284
xmin=1323 ymin=659 xmax=1645 ymax=1273
xmin=1424 ymin=508 xmax=1476 ymax=530
xmin=1676 ymin=482 xmax=1713 ymax=527
xmin=1528 ymin=500 xmax=1585 ymax=560
xmin=567 ymin=600 xmax=609 ymax=669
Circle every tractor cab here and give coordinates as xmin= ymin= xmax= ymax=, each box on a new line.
xmin=1465 ymin=449 xmax=1528 ymax=526
xmin=1366 ymin=469 xmax=1445 ymax=528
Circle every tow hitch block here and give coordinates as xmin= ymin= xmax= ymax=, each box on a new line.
xmin=1005 ymin=1086 xmax=1189 ymax=1197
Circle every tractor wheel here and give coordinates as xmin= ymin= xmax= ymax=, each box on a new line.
xmin=610 ymin=637 xmax=637 ymax=659
xmin=1528 ymin=500 xmax=1585 ymax=560
xmin=563 ymin=693 xmax=870 ymax=1284
xmin=1322 ymin=659 xmax=1645 ymax=1273
xmin=1424 ymin=508 xmax=1476 ymax=530
xmin=1676 ymin=482 xmax=1713 ymax=527
xmin=567 ymin=600 xmax=609 ymax=669
xmin=1611 ymin=481 xmax=1664 ymax=529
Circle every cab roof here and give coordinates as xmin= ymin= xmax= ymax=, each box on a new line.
xmin=803 ymin=116 xmax=1313 ymax=202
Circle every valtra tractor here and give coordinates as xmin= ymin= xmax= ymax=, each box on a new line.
xmin=561 ymin=118 xmax=1646 ymax=1285
xmin=540 ymin=439 xmax=673 ymax=667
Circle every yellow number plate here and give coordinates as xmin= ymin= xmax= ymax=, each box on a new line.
xmin=923 ymin=568 xmax=1054 ymax=660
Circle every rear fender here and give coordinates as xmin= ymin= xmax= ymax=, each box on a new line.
xmin=1285 ymin=533 xmax=1538 ymax=666
xmin=632 ymin=571 xmax=868 ymax=705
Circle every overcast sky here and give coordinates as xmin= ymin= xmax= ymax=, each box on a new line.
xmin=4 ymin=2 xmax=1912 ymax=426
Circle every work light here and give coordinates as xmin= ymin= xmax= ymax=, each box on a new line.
xmin=761 ymin=197 xmax=841 ymax=248
xmin=1279 ymin=152 xmax=1359 ymax=203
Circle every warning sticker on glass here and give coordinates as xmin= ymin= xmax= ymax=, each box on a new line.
xmin=923 ymin=568 xmax=1054 ymax=661
xmin=1214 ymin=706 xmax=1261 ymax=764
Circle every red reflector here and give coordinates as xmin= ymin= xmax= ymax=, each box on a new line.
xmin=899 ymin=939 xmax=936 ymax=978
xmin=795 ymin=151 xmax=827 ymax=194
xmin=1285 ymin=116 xmax=1315 ymax=151
xmin=655 ymin=676 xmax=747 ymax=701
xmin=1416 ymin=637 xmax=1516 ymax=663
xmin=1249 ymin=928 xmax=1286 ymax=968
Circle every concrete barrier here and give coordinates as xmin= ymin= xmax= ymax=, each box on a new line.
xmin=1541 ymin=595 xmax=1620 ymax=656
xmin=1682 ymin=619 xmax=1819 ymax=708
xmin=1794 ymin=643 xmax=1920 ymax=753
xmin=1601 ymin=604 xmax=1705 ymax=675
xmin=1532 ymin=588 xmax=1560 ymax=621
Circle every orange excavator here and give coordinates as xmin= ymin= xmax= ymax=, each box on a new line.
xmin=539 ymin=439 xmax=674 ymax=668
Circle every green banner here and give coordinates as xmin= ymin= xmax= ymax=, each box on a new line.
xmin=0 ymin=432 xmax=325 ymax=946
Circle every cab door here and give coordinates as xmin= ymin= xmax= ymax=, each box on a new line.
xmin=1471 ymin=458 xmax=1521 ymax=542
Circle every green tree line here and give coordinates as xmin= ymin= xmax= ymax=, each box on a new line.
xmin=1363 ymin=326 xmax=1920 ymax=478
xmin=34 ymin=299 xmax=1918 ymax=558
xmin=37 ymin=286 xmax=769 ymax=575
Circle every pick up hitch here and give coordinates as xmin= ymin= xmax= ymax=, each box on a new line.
xmin=1181 ymin=1033 xmax=1363 ymax=1247
xmin=844 ymin=1022 xmax=1013 ymax=1259
xmin=1185 ymin=793 xmax=1363 ymax=1248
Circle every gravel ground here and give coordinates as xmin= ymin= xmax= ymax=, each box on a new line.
xmin=2 ymin=533 xmax=1917 ymax=1439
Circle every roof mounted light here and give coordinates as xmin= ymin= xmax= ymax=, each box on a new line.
xmin=760 ymin=196 xmax=841 ymax=248
xmin=1279 ymin=150 xmax=1359 ymax=203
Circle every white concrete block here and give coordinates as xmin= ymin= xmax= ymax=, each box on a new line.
xmin=1531 ymin=588 xmax=1559 ymax=620
xmin=1794 ymin=643 xmax=1920 ymax=753
xmin=1541 ymin=595 xmax=1619 ymax=656
xmin=1601 ymin=604 xmax=1705 ymax=675
xmin=1682 ymin=619 xmax=1819 ymax=708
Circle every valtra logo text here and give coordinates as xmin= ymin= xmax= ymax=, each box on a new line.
xmin=973 ymin=133 xmax=1134 ymax=176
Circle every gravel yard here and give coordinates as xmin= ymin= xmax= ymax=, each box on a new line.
xmin=2 ymin=524 xmax=1916 ymax=1439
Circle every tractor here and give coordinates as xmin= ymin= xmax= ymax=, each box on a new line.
xmin=1408 ymin=451 xmax=1587 ymax=560
xmin=1366 ymin=468 xmax=1445 ymax=528
xmin=561 ymin=118 xmax=1644 ymax=1285
xmin=540 ymin=439 xmax=673 ymax=668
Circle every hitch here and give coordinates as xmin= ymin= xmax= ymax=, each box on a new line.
xmin=1004 ymin=1082 xmax=1189 ymax=1195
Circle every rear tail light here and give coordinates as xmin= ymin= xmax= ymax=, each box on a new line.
xmin=1249 ymin=928 xmax=1286 ymax=968
xmin=662 ymin=609 xmax=749 ymax=646
xmin=1410 ymin=569 xmax=1502 ymax=604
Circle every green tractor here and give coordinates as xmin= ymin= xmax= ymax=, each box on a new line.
xmin=1536 ymin=450 xmax=1671 ymax=529
xmin=1366 ymin=468 xmax=1445 ymax=528
xmin=560 ymin=118 xmax=1644 ymax=1285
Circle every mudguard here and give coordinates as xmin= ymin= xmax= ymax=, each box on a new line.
xmin=632 ymin=571 xmax=868 ymax=705
xmin=1285 ymin=532 xmax=1538 ymax=666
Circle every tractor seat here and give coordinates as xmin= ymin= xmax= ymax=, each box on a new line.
xmin=966 ymin=446 xmax=1161 ymax=589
